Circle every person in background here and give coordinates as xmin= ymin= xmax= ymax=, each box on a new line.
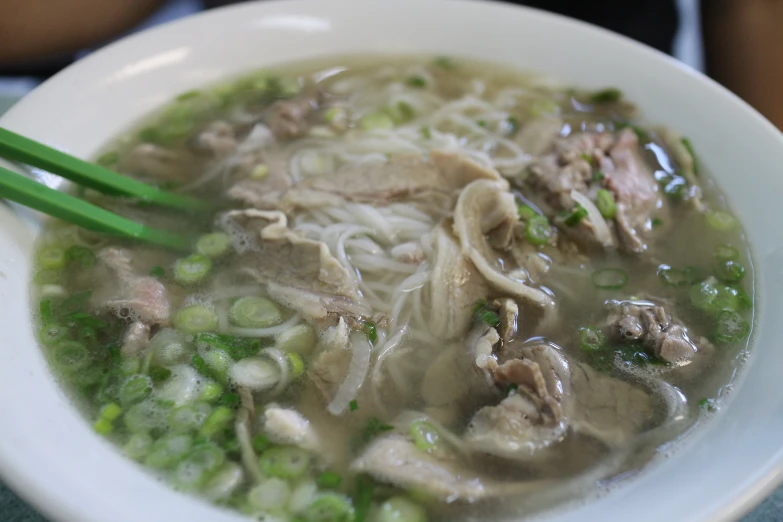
xmin=0 ymin=0 xmax=781 ymax=128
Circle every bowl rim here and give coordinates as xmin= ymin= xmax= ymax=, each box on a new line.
xmin=1 ymin=1 xmax=783 ymax=522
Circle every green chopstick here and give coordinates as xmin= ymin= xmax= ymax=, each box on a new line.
xmin=0 ymin=166 xmax=191 ymax=250
xmin=0 ymin=127 xmax=210 ymax=212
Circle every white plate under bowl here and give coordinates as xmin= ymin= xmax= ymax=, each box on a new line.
xmin=1 ymin=1 xmax=783 ymax=521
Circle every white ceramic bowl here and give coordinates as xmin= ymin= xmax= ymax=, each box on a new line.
xmin=2 ymin=1 xmax=783 ymax=521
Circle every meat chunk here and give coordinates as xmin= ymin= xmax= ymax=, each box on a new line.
xmin=494 ymin=298 xmax=519 ymax=343
xmin=428 ymin=224 xmax=488 ymax=341
xmin=118 ymin=144 xmax=194 ymax=182
xmin=605 ymin=301 xmax=701 ymax=364
xmin=98 ymin=248 xmax=171 ymax=324
xmin=528 ymin=129 xmax=668 ymax=253
xmin=225 ymin=209 xmax=370 ymax=320
xmin=453 ymin=179 xmax=554 ymax=308
xmin=227 ymin=156 xmax=294 ymax=210
xmin=189 ymin=121 xmax=237 ymax=157
xmin=514 ymin=117 xmax=563 ymax=156
xmin=266 ymin=90 xmax=322 ymax=141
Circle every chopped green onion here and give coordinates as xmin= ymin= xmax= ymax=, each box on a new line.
xmin=681 ymin=137 xmax=699 ymax=175
xmin=173 ymin=442 xmax=226 ymax=489
xmin=362 ymin=417 xmax=394 ymax=443
xmin=530 ymin=99 xmax=560 ymax=117
xmin=579 ymin=327 xmax=606 ymax=352
xmin=689 ymin=280 xmax=720 ymax=312
xmin=52 ymin=341 xmax=91 ymax=373
xmin=359 ymin=112 xmax=395 ymax=131
xmin=698 ymin=398 xmax=716 ymax=412
xmin=40 ymin=323 xmax=68 ymax=346
xmin=275 ymin=324 xmax=318 ymax=355
xmin=252 ymin=434 xmax=270 ymax=453
xmin=591 ymin=268 xmax=628 ymax=290
xmin=258 ymin=446 xmax=311 ymax=479
xmin=199 ymin=381 xmax=223 ymax=402
xmin=433 ymin=56 xmax=455 ymax=70
xmin=124 ymin=433 xmax=153 ymax=460
xmin=248 ymin=478 xmax=291 ymax=512
xmin=317 ymin=471 xmax=343 ymax=489
xmin=595 ymin=189 xmax=617 ymax=219
xmin=517 ymin=204 xmax=537 ymax=221
xmin=196 ymin=232 xmax=232 ymax=258
xmin=39 ymin=298 xmax=52 ymax=323
xmin=228 ymin=296 xmax=282 ymax=328
xmin=173 ymin=305 xmax=218 ymax=334
xmin=714 ymin=244 xmax=739 ymax=261
xmin=199 ymin=406 xmax=234 ymax=438
xmin=149 ymin=265 xmax=165 ymax=278
xmin=590 ymin=88 xmax=623 ymax=104
xmin=349 ymin=399 xmax=358 ymax=412
xmin=218 ymin=393 xmax=240 ymax=407
xmin=651 ymin=217 xmax=663 ymax=227
xmin=476 ymin=308 xmax=501 ymax=327
xmin=715 ymin=259 xmax=745 ymax=283
xmin=593 ymin=170 xmax=605 ymax=181
xmin=100 ymin=403 xmax=123 ymax=421
xmin=168 ymin=403 xmax=211 ymax=433
xmin=564 ymin=204 xmax=588 ymax=226
xmin=93 ymin=417 xmax=114 ymax=435
xmin=96 ymin=151 xmax=119 ymax=168
xmin=118 ymin=375 xmax=153 ymax=406
xmin=65 ymin=246 xmax=96 ymax=268
xmin=35 ymin=269 xmax=62 ymax=285
xmin=476 ymin=120 xmax=487 ymax=128
xmin=38 ymin=246 xmax=67 ymax=270
xmin=173 ymin=254 xmax=212 ymax=285
xmin=505 ymin=116 xmax=519 ymax=135
xmin=713 ymin=285 xmax=748 ymax=313
xmin=657 ymin=265 xmax=702 ymax=288
xmin=195 ymin=332 xmax=261 ymax=360
xmin=353 ymin=475 xmax=374 ymax=522
xmin=250 ymin=164 xmax=269 ymax=179
xmin=202 ymin=348 xmax=232 ymax=383
xmin=406 ymin=76 xmax=427 ymax=88
xmin=287 ymin=352 xmax=305 ymax=378
xmin=525 ymin=215 xmax=553 ymax=246
xmin=325 ymin=106 xmax=347 ymax=124
xmin=144 ymin=433 xmax=194 ymax=469
xmin=705 ymin=210 xmax=736 ymax=231
xmin=376 ymin=497 xmax=428 ymax=522
xmin=148 ymin=366 xmax=172 ymax=383
xmin=420 ymin=126 xmax=432 ymax=139
xmin=408 ymin=421 xmax=439 ymax=452
xmin=302 ymin=493 xmax=355 ymax=522
xmin=581 ymin=152 xmax=593 ymax=164
xmin=363 ymin=321 xmax=378 ymax=343
xmin=713 ymin=310 xmax=750 ymax=343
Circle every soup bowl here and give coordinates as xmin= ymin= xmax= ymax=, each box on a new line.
xmin=2 ymin=1 xmax=783 ymax=521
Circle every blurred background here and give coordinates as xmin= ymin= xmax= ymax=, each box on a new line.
xmin=0 ymin=0 xmax=780 ymax=521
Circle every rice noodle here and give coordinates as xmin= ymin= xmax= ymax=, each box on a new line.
xmin=570 ymin=189 xmax=613 ymax=247
xmin=328 ymin=331 xmax=373 ymax=415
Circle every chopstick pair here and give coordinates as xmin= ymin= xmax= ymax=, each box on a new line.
xmin=0 ymin=127 xmax=211 ymax=250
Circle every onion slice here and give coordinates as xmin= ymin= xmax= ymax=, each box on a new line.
xmin=570 ymin=189 xmax=614 ymax=247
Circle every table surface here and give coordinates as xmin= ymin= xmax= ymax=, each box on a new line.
xmin=1 ymin=95 xmax=782 ymax=522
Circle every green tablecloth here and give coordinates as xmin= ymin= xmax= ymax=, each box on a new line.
xmin=0 ymin=96 xmax=781 ymax=522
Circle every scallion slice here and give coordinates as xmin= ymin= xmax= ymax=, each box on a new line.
xmin=591 ymin=268 xmax=628 ymax=290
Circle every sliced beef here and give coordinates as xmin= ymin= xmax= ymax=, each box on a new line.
xmin=453 ymin=179 xmax=554 ymax=309
xmin=308 ymin=318 xmax=351 ymax=404
xmin=605 ymin=301 xmax=702 ymax=364
xmin=515 ymin=117 xmax=564 ymax=156
xmin=528 ymin=128 xmax=667 ymax=253
xmin=428 ymin=224 xmax=489 ymax=341
xmin=266 ymin=90 xmax=323 ymax=141
xmin=227 ymin=156 xmax=294 ymax=210
xmin=568 ymin=362 xmax=656 ymax=446
xmin=464 ymin=343 xmax=570 ymax=461
xmin=118 ymin=144 xmax=195 ymax=182
xmin=351 ymin=435 xmax=549 ymax=502
xmin=225 ymin=209 xmax=370 ymax=321
xmin=98 ymin=247 xmax=171 ymax=324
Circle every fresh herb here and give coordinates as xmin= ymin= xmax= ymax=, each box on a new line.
xmin=191 ymin=354 xmax=211 ymax=378
xmin=349 ymin=399 xmax=359 ymax=412
xmin=361 ymin=417 xmax=394 ymax=443
xmin=681 ymin=137 xmax=699 ymax=175
xmin=148 ymin=366 xmax=172 ymax=383
xmin=698 ymin=398 xmax=716 ymax=412
xmin=563 ymin=204 xmax=588 ymax=226
xmin=406 ymin=76 xmax=427 ymax=88
xmin=362 ymin=322 xmax=377 ymax=344
xmin=590 ymin=88 xmax=622 ymax=104
xmin=593 ymin=170 xmax=605 ymax=181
